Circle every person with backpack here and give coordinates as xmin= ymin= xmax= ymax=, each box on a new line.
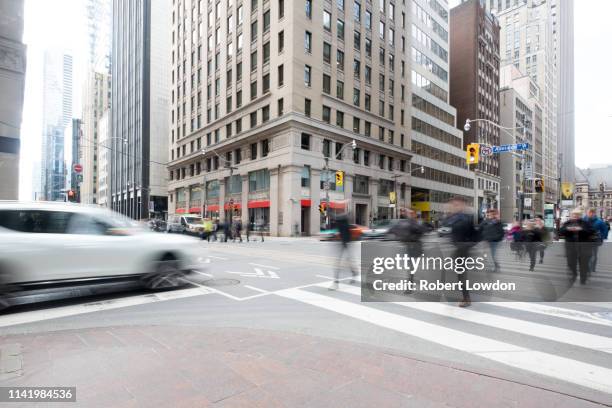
xmin=584 ymin=208 xmax=609 ymax=273
xmin=479 ymin=208 xmax=504 ymax=272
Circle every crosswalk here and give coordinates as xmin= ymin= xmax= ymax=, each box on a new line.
xmin=276 ymin=281 xmax=612 ymax=395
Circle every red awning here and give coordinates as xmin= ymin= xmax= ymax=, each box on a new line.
xmin=320 ymin=201 xmax=346 ymax=210
xmin=301 ymin=199 xmax=312 ymax=207
xmin=176 ymin=208 xmax=186 ymax=214
xmin=206 ymin=205 xmax=220 ymax=212
xmin=248 ymin=200 xmax=270 ymax=209
xmin=224 ymin=202 xmax=242 ymax=210
xmin=188 ymin=207 xmax=201 ymax=213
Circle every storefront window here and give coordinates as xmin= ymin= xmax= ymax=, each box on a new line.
xmin=206 ymin=180 xmax=219 ymax=197
xmin=248 ymin=169 xmax=270 ymax=191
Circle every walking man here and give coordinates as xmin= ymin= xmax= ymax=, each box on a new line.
xmin=479 ymin=209 xmax=504 ymax=271
xmin=584 ymin=208 xmax=609 ymax=273
xmin=561 ymin=209 xmax=595 ymax=284
xmin=388 ymin=209 xmax=428 ymax=293
xmin=330 ymin=213 xmax=357 ymax=290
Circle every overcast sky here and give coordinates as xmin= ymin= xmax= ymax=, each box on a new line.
xmin=17 ymin=0 xmax=612 ymax=199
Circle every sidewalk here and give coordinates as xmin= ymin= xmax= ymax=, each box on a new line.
xmin=1 ymin=326 xmax=604 ymax=407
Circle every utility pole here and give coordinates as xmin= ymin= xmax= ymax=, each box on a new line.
xmin=517 ymin=152 xmax=526 ymax=221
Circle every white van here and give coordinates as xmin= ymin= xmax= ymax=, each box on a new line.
xmin=166 ymin=214 xmax=203 ymax=235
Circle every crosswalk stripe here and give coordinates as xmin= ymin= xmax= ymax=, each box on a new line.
xmin=276 ymin=286 xmax=612 ymax=394
xmin=321 ymin=283 xmax=612 ymax=352
xmin=487 ymin=302 xmax=612 ymax=327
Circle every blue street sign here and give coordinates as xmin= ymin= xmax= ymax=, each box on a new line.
xmin=492 ymin=143 xmax=529 ymax=153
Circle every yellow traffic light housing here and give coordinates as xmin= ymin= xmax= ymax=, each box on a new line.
xmin=335 ymin=171 xmax=344 ymax=187
xmin=466 ymin=143 xmax=480 ymax=165
xmin=535 ymin=178 xmax=544 ymax=193
xmin=318 ymin=203 xmax=325 ymax=214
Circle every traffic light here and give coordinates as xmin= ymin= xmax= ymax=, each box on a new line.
xmin=466 ymin=143 xmax=480 ymax=165
xmin=389 ymin=191 xmax=397 ymax=205
xmin=535 ymin=178 xmax=544 ymax=193
xmin=335 ymin=171 xmax=344 ymax=187
xmin=318 ymin=203 xmax=325 ymax=214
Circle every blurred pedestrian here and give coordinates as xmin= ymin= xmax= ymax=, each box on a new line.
xmin=534 ymin=217 xmax=550 ymax=263
xmin=330 ymin=213 xmax=357 ymax=290
xmin=246 ymin=217 xmax=252 ymax=242
xmin=508 ymin=221 xmax=524 ymax=260
xmin=257 ymin=217 xmax=265 ymax=242
xmin=444 ymin=197 xmax=478 ymax=307
xmin=584 ymin=208 xmax=608 ymax=273
xmin=222 ymin=220 xmax=231 ymax=242
xmin=561 ymin=209 xmax=595 ymax=284
xmin=521 ymin=220 xmax=542 ymax=271
xmin=479 ymin=209 xmax=504 ymax=271
xmin=388 ymin=209 xmax=428 ymax=293
xmin=234 ymin=219 xmax=243 ymax=242
xmin=211 ymin=219 xmax=219 ymax=241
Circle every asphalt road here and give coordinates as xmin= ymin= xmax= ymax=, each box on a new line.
xmin=1 ymin=236 xmax=612 ymax=407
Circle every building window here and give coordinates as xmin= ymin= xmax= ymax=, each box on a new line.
xmin=306 ymin=0 xmax=312 ymax=18
xmin=278 ymin=31 xmax=284 ymax=53
xmin=301 ymin=166 xmax=311 ymax=187
xmin=323 ymin=42 xmax=332 ymax=64
xmin=250 ymin=81 xmax=257 ymax=100
xmin=364 ymin=121 xmax=371 ymax=136
xmin=336 ymin=111 xmax=344 ymax=128
xmin=236 ymin=118 xmax=242 ymax=134
xmin=251 ymin=50 xmax=257 ymax=71
xmin=250 ymin=111 xmax=257 ymax=127
xmin=353 ymin=1 xmax=361 ymax=22
xmin=236 ymin=90 xmax=242 ymax=108
xmin=337 ymin=50 xmax=345 ymax=71
xmin=263 ymin=73 xmax=270 ymax=93
xmin=324 ymin=10 xmax=332 ymax=31
xmin=323 ymin=139 xmax=331 ymax=158
xmin=353 ymin=88 xmax=360 ymax=106
xmin=305 ymin=98 xmax=312 ymax=117
xmin=336 ymin=80 xmax=344 ymax=99
xmin=364 ymin=150 xmax=370 ymax=166
xmin=353 ymin=117 xmax=360 ymax=133
xmin=278 ymin=64 xmax=284 ymax=87
xmin=249 ymin=169 xmax=271 ymax=192
xmin=353 ymin=59 xmax=360 ymax=78
xmin=322 ymin=106 xmax=331 ymax=123
xmin=278 ymin=98 xmax=284 ymax=116
xmin=262 ymin=105 xmax=270 ymax=122
xmin=304 ymin=65 xmax=312 ymax=87
xmin=262 ymin=139 xmax=269 ymax=157
xmin=305 ymin=31 xmax=312 ymax=53
xmin=323 ymin=74 xmax=331 ymax=94
xmin=301 ymin=133 xmax=311 ymax=150
xmin=263 ymin=10 xmax=270 ymax=31
xmin=263 ymin=41 xmax=270 ymax=63
xmin=337 ymin=19 xmax=345 ymax=40
xmin=251 ymin=143 xmax=257 ymax=160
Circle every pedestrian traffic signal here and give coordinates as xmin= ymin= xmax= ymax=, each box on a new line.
xmin=534 ymin=178 xmax=544 ymax=193
xmin=68 ymin=190 xmax=75 ymax=202
xmin=466 ymin=143 xmax=480 ymax=165
xmin=335 ymin=171 xmax=344 ymax=187
xmin=389 ymin=191 xmax=397 ymax=205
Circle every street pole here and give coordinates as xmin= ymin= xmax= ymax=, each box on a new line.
xmin=324 ymin=157 xmax=330 ymax=229
xmin=472 ymin=165 xmax=479 ymax=223
xmin=518 ymin=153 xmax=525 ymax=222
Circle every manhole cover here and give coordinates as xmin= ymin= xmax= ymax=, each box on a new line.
xmin=201 ymin=278 xmax=240 ymax=287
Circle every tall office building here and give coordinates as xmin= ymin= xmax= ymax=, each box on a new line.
xmin=487 ymin=0 xmax=561 ymax=207
xmin=0 ymin=0 xmax=27 ymax=200
xmin=80 ymin=0 xmax=112 ymax=205
xmin=80 ymin=71 xmax=111 ymax=204
xmin=39 ymin=51 xmax=73 ymax=201
xmin=554 ymin=0 xmax=574 ymax=185
xmin=111 ymin=0 xmax=171 ymax=219
xmin=167 ymin=0 xmax=474 ymax=236
xmin=450 ymin=0 xmax=501 ymax=216
xmin=499 ymin=64 xmax=544 ymax=221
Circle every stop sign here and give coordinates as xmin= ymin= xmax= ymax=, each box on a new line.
xmin=73 ymin=163 xmax=83 ymax=173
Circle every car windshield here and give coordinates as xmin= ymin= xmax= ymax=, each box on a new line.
xmin=185 ymin=217 xmax=202 ymax=224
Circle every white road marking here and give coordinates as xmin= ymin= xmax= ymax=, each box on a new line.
xmin=208 ymin=255 xmax=229 ymax=260
xmin=487 ymin=302 xmax=612 ymax=327
xmin=0 ymin=287 xmax=214 ymax=328
xmin=326 ymin=284 xmax=612 ymax=353
xmin=249 ymin=263 xmax=280 ymax=270
xmin=277 ymin=286 xmax=612 ymax=394
xmin=194 ymin=271 xmax=213 ymax=277
xmin=244 ymin=285 xmax=270 ymax=294
xmin=226 ymin=268 xmax=280 ymax=279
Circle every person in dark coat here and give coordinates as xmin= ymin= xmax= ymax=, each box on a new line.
xmin=443 ymin=197 xmax=478 ymax=307
xmin=388 ymin=209 xmax=428 ymax=293
xmin=584 ymin=208 xmax=609 ymax=273
xmin=521 ymin=220 xmax=543 ymax=271
xmin=479 ymin=209 xmax=505 ymax=271
xmin=561 ymin=209 xmax=596 ymax=284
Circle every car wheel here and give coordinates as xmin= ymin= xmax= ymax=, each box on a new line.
xmin=142 ymin=255 xmax=186 ymax=290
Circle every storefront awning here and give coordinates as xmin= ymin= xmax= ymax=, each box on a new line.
xmin=176 ymin=208 xmax=186 ymax=214
xmin=248 ymin=200 xmax=270 ymax=209
xmin=320 ymin=201 xmax=346 ymax=210
xmin=300 ymin=199 xmax=311 ymax=207
xmin=224 ymin=202 xmax=242 ymax=210
xmin=206 ymin=205 xmax=220 ymax=212
xmin=188 ymin=207 xmax=201 ymax=213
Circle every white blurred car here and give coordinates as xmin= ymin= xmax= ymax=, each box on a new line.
xmin=0 ymin=202 xmax=205 ymax=305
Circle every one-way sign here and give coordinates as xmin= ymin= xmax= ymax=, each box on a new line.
xmin=492 ymin=143 xmax=529 ymax=153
